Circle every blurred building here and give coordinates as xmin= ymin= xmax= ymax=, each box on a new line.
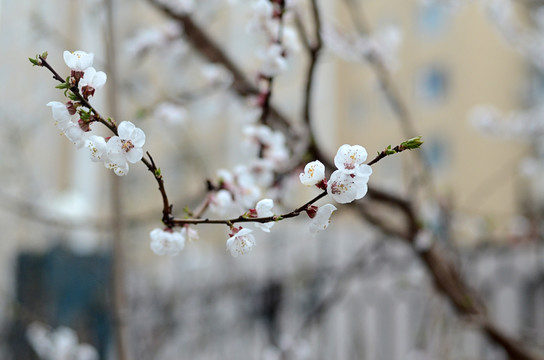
xmin=0 ymin=0 xmax=543 ymax=359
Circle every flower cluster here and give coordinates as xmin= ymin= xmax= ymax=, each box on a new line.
xmin=26 ymin=322 xmax=98 ymax=360
xmin=146 ymin=144 xmax=371 ymax=258
xmin=300 ymin=144 xmax=372 ymax=204
xmin=247 ymin=0 xmax=300 ymax=77
xmin=47 ymin=50 xmax=146 ymax=176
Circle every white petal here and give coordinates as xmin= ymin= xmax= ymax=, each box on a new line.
xmin=118 ymin=121 xmax=136 ymax=139
xmin=63 ymin=124 xmax=87 ymax=148
xmin=255 ymin=222 xmax=274 ymax=232
xmin=85 ymin=135 xmax=107 ymax=162
xmin=355 ymin=164 xmax=373 ymax=180
xmin=126 ymin=147 xmax=143 ymax=163
xmin=256 ymin=198 xmax=274 ymax=216
xmin=91 ymin=70 xmax=107 ymax=89
xmin=106 ymin=136 xmax=123 ymax=154
xmin=130 ymin=128 xmax=146 ymax=147
xmin=310 ymin=204 xmax=337 ymax=233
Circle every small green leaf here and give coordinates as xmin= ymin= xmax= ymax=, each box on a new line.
xmin=28 ymin=57 xmax=39 ymax=66
xmin=79 ymin=109 xmax=90 ymax=120
xmin=68 ymin=93 xmax=79 ymax=101
xmin=154 ymin=168 xmax=162 ymax=177
xmin=41 ymin=51 xmax=48 ymax=59
xmin=55 ymin=82 xmax=69 ymax=89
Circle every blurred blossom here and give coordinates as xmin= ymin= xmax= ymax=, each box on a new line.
xmin=414 ymin=230 xmax=433 ymax=252
xmin=150 ymin=228 xmax=186 ymax=256
xmin=153 ymin=102 xmax=188 ymax=127
xmin=259 ymin=43 xmax=287 ymax=77
xmin=210 ymin=189 xmax=238 ymax=216
xmin=323 ymin=24 xmax=403 ymax=70
xmin=125 ymin=22 xmax=184 ymax=56
xmin=486 ymin=0 xmax=513 ymax=24
xmin=282 ymin=25 xmax=301 ymax=53
xmin=26 ymin=322 xmax=98 ymax=360
xmin=156 ymin=0 xmax=195 ymax=14
xmin=200 ymin=63 xmax=234 ymax=88
xmin=508 ymin=215 xmax=530 ymax=238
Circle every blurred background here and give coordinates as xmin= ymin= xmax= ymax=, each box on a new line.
xmin=1 ymin=0 xmax=544 ymax=359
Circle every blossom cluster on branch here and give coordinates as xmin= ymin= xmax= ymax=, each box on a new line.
xmin=32 ymin=48 xmax=420 ymax=259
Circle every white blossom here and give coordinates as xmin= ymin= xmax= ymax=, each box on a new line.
xmin=226 ymin=227 xmax=256 ymax=257
xmin=327 ymin=169 xmax=369 ymax=204
xmin=334 ymin=144 xmax=369 ymax=175
xmin=299 ymin=160 xmax=325 ymax=186
xmin=254 ymin=198 xmax=275 ymax=232
xmin=150 ymin=228 xmax=186 ymax=256
xmin=79 ymin=67 xmax=107 ymax=91
xmin=105 ymin=121 xmax=145 ymax=176
xmin=309 ymin=204 xmax=337 ymax=233
xmin=63 ymin=50 xmax=94 ymax=71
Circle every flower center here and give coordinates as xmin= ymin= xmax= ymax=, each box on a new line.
xmin=121 ymin=139 xmax=134 ymax=152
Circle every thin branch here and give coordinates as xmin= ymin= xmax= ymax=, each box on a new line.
xmin=38 ymin=56 xmax=116 ymax=134
xmin=171 ymin=191 xmax=328 ymax=227
xmin=302 ymin=0 xmax=323 ymax=159
xmin=37 ymin=56 xmax=174 ymax=227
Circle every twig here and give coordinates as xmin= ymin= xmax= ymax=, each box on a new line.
xmin=302 ymin=0 xmax=323 ymax=160
xmin=37 ymin=56 xmax=174 ymax=227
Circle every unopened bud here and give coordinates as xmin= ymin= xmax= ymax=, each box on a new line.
xmin=66 ymin=101 xmax=77 ymax=115
xmin=229 ymin=226 xmax=242 ymax=237
xmin=401 ymin=136 xmax=424 ymax=150
xmin=306 ymin=205 xmax=318 ymax=219
xmin=316 ymin=178 xmax=327 ymax=190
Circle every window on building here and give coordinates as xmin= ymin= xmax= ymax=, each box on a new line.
xmin=415 ymin=65 xmax=449 ymax=104
xmin=417 ymin=2 xmax=449 ymax=37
